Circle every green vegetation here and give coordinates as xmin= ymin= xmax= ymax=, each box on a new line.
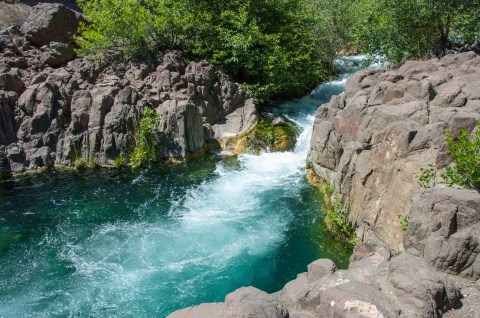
xmin=307 ymin=170 xmax=358 ymax=246
xmin=76 ymin=0 xmax=480 ymax=97
xmin=398 ymin=215 xmax=409 ymax=234
xmin=416 ymin=163 xmax=436 ymax=189
xmin=222 ymin=117 xmax=298 ymax=154
xmin=114 ymin=156 xmax=127 ymax=168
xmin=351 ymin=0 xmax=480 ymax=64
xmin=442 ymin=121 xmax=480 ymax=192
xmin=131 ymin=107 xmax=161 ymax=168
xmin=76 ymin=0 xmax=355 ymax=101
xmin=88 ymin=155 xmax=98 ymax=169
xmin=245 ymin=118 xmax=298 ymax=153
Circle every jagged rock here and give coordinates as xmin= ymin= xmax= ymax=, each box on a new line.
xmin=408 ymin=189 xmax=480 ymax=280
xmin=169 ymin=240 xmax=461 ymax=317
xmin=21 ymin=3 xmax=82 ymax=46
xmin=168 ymin=287 xmax=289 ymax=318
xmin=40 ymin=42 xmax=75 ymax=66
xmin=0 ymin=91 xmax=18 ymax=145
xmin=307 ymin=52 xmax=480 ymax=248
xmin=0 ymin=73 xmax=25 ymax=94
xmin=0 ymin=45 xmax=256 ymax=172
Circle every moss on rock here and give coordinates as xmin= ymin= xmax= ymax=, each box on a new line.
xmin=222 ymin=117 xmax=299 ymax=154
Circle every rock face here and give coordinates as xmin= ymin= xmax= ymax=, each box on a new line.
xmin=408 ymin=189 xmax=480 ymax=280
xmin=307 ymin=52 xmax=480 ymax=248
xmin=0 ymin=3 xmax=256 ymax=173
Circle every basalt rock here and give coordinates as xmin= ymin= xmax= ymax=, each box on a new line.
xmin=20 ymin=3 xmax=83 ymax=46
xmin=307 ymin=52 xmax=480 ymax=249
xmin=169 ymin=240 xmax=462 ymax=318
xmin=408 ymin=189 xmax=480 ymax=280
xmin=0 ymin=4 xmax=257 ymax=173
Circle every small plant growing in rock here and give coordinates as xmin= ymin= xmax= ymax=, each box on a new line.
xmin=442 ymin=121 xmax=480 ymax=192
xmin=308 ymin=171 xmax=358 ymax=246
xmin=131 ymin=107 xmax=160 ymax=168
xmin=88 ymin=155 xmax=98 ymax=168
xmin=398 ymin=215 xmax=409 ymax=234
xmin=114 ymin=156 xmax=127 ymax=168
xmin=71 ymin=144 xmax=87 ymax=169
xmin=415 ymin=163 xmax=436 ymax=188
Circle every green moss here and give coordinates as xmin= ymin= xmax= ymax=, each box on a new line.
xmin=243 ymin=118 xmax=298 ymax=153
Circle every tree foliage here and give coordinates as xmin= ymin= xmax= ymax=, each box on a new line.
xmin=351 ymin=0 xmax=480 ymax=64
xmin=76 ymin=0 xmax=350 ymax=100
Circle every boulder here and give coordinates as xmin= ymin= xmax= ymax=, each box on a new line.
xmin=41 ymin=42 xmax=75 ymax=67
xmin=272 ymin=116 xmax=288 ymax=126
xmin=0 ymin=73 xmax=25 ymax=94
xmin=21 ymin=3 xmax=82 ymax=46
xmin=408 ymin=189 xmax=480 ymax=279
xmin=167 ymin=287 xmax=289 ymax=318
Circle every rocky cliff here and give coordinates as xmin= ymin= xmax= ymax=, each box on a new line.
xmin=0 ymin=3 xmax=257 ymax=174
xmin=307 ymin=52 xmax=480 ymax=249
xmin=169 ymin=54 xmax=480 ymax=317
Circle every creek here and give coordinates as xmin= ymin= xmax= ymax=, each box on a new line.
xmin=0 ymin=56 xmax=367 ymax=317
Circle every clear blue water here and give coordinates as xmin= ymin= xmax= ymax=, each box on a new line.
xmin=0 ymin=57 xmax=365 ymax=318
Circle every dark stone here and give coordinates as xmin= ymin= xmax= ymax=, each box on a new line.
xmin=21 ymin=3 xmax=82 ymax=46
xmin=41 ymin=42 xmax=75 ymax=66
xmin=0 ymin=73 xmax=25 ymax=94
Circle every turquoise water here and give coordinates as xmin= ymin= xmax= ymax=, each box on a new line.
xmin=0 ymin=57 xmax=364 ymax=318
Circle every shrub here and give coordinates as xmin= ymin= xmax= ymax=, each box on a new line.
xmin=308 ymin=170 xmax=358 ymax=246
xmin=416 ymin=163 xmax=436 ymax=189
xmin=398 ymin=215 xmax=409 ymax=234
xmin=113 ymin=156 xmax=127 ymax=168
xmin=131 ymin=107 xmax=160 ymax=168
xmin=442 ymin=121 xmax=480 ymax=192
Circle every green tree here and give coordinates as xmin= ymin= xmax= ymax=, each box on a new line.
xmin=351 ymin=0 xmax=480 ymax=63
xmin=76 ymin=0 xmax=339 ymax=100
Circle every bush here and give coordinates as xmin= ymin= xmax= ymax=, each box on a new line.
xmin=76 ymin=0 xmax=349 ymax=100
xmin=416 ymin=163 xmax=436 ymax=188
xmin=113 ymin=156 xmax=127 ymax=168
xmin=131 ymin=107 xmax=160 ymax=168
xmin=442 ymin=121 xmax=480 ymax=192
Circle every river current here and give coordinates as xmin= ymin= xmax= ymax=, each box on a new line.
xmin=0 ymin=56 xmax=366 ymax=317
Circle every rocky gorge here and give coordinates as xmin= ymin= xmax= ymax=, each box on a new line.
xmin=1 ymin=3 xmax=480 ymax=318
xmin=169 ymin=54 xmax=480 ymax=317
xmin=0 ymin=3 xmax=257 ymax=174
